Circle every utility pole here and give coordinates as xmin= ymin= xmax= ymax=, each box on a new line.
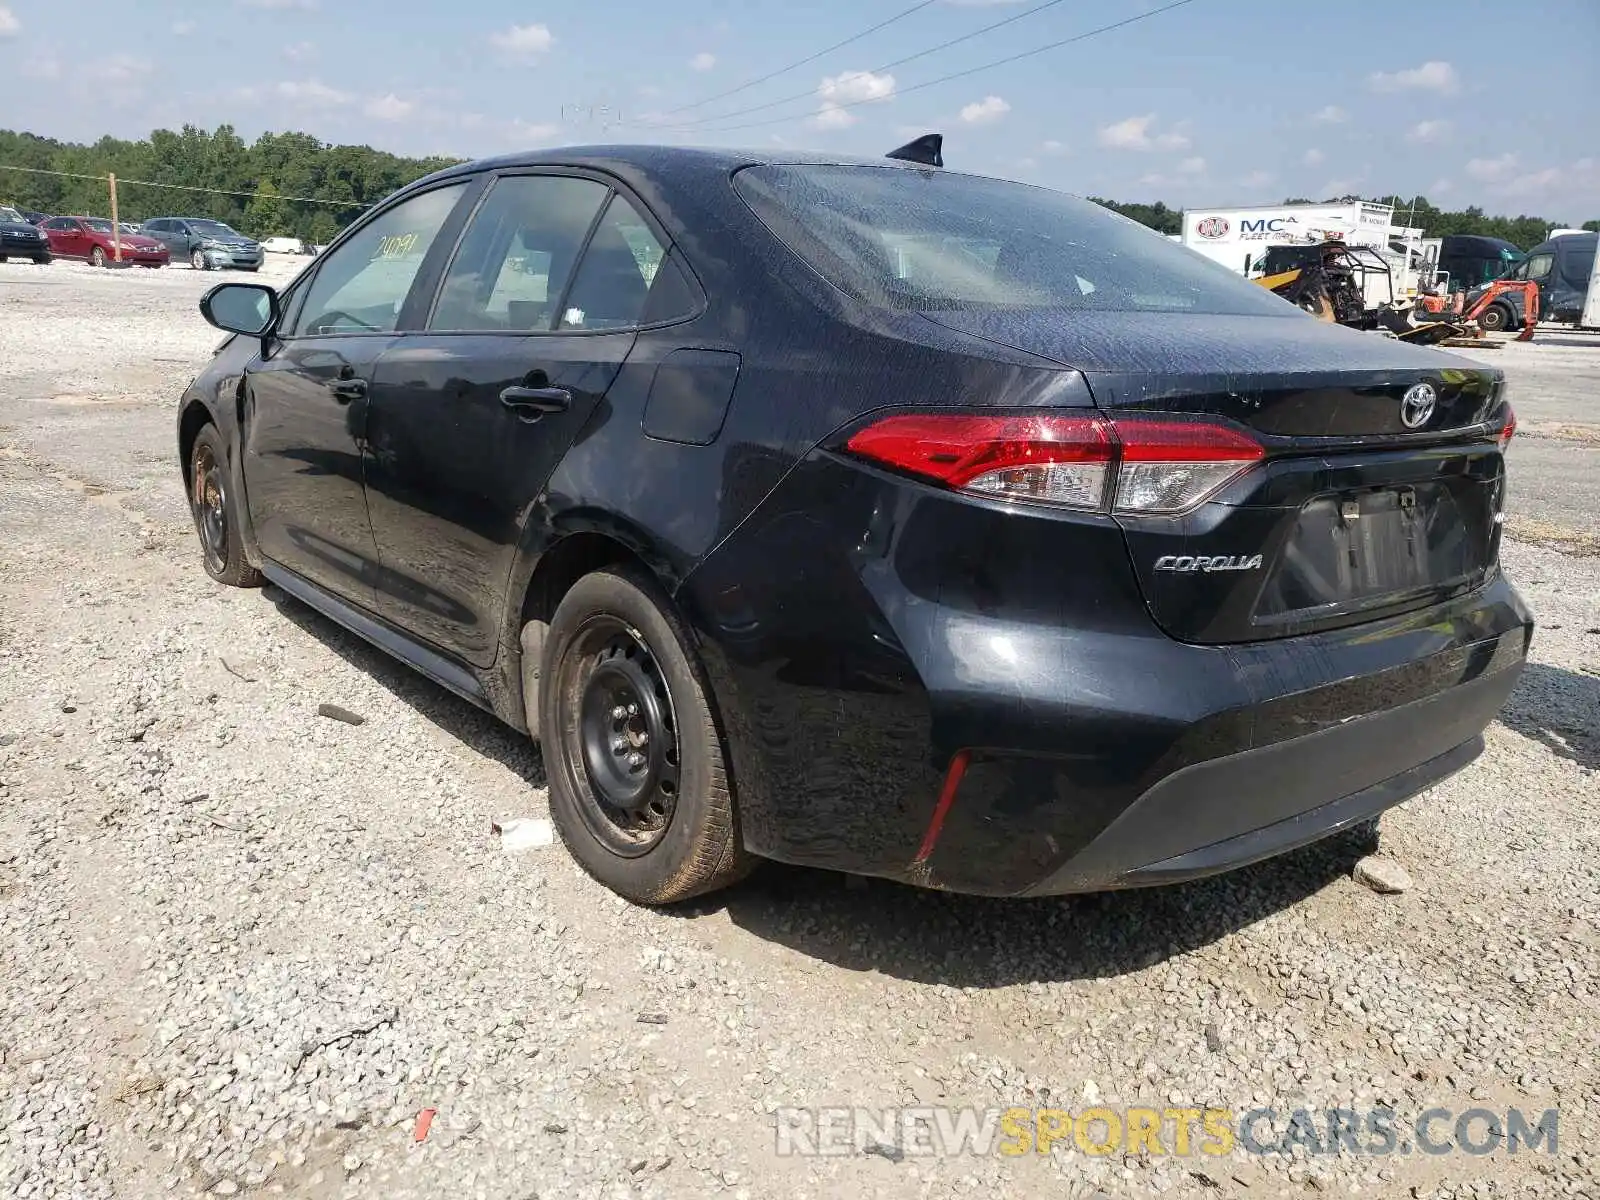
xmin=108 ymin=173 xmax=122 ymax=264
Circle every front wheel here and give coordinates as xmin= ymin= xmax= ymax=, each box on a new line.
xmin=539 ymin=566 xmax=752 ymax=904
xmin=90 ymin=246 xmax=107 ymax=267
xmin=188 ymin=423 xmax=263 ymax=588
xmin=191 ymin=248 xmax=209 ymax=271
xmin=1477 ymin=303 xmax=1514 ymax=333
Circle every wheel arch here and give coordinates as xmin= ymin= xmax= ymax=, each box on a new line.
xmin=177 ymin=398 xmax=215 ymax=492
xmin=502 ymin=520 xmax=686 ymax=739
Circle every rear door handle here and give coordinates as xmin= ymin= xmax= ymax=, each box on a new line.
xmin=328 ymin=378 xmax=367 ymax=403
xmin=499 ymin=385 xmax=571 ymax=420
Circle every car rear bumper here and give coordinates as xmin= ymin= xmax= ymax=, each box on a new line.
xmin=683 ymin=454 xmax=1534 ymax=897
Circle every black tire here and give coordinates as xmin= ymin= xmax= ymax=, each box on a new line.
xmin=539 ymin=565 xmax=752 ymax=904
xmin=34 ymin=255 xmax=51 ymax=265
xmin=1478 ymin=303 xmax=1513 ymax=333
xmin=187 ymin=422 xmax=263 ymax=588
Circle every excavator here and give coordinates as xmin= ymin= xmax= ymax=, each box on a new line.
xmin=1252 ymin=237 xmax=1538 ymax=343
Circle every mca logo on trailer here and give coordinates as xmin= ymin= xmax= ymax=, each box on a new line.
xmin=1195 ymin=216 xmax=1230 ymax=239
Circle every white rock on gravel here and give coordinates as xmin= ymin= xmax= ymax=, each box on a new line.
xmin=1352 ymin=855 xmax=1414 ymax=894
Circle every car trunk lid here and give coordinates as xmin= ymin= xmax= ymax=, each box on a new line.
xmin=921 ymin=309 xmax=1512 ymax=644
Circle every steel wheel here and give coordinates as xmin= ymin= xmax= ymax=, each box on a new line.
xmin=190 ymin=440 xmax=229 ymax=575
xmin=561 ymin=616 xmax=681 ymax=857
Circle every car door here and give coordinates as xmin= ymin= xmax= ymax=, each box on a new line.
xmin=361 ymin=173 xmax=693 ymax=665
xmin=145 ymin=219 xmax=173 ymax=253
xmin=240 ymin=180 xmax=473 ymax=610
xmin=46 ymin=218 xmax=85 ymax=259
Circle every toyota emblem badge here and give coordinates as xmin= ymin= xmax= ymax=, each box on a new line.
xmin=1400 ymin=383 xmax=1437 ymax=429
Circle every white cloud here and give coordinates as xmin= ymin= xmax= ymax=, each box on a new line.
xmin=1428 ymin=178 xmax=1453 ymax=195
xmin=1097 ymin=114 xmax=1188 ymax=151
xmin=241 ymin=0 xmax=317 ymax=9
xmin=99 ymin=55 xmax=153 ymax=85
xmin=1498 ymin=166 xmax=1563 ymax=198
xmin=0 ymin=7 xmax=19 ymax=37
xmin=283 ymin=40 xmax=316 ymax=61
xmin=1466 ymin=153 xmax=1517 ymax=182
xmin=22 ymin=52 xmax=61 ymax=80
xmin=818 ymin=69 xmax=896 ymax=105
xmin=275 ymin=78 xmax=352 ymax=105
xmin=812 ymin=69 xmax=895 ymax=130
xmin=1407 ymin=119 xmax=1450 ymax=143
xmin=1310 ymin=105 xmax=1346 ymax=124
xmin=1302 ymin=148 xmax=1325 ymax=167
xmin=811 ymin=104 xmax=857 ymax=130
xmin=491 ymin=23 xmax=554 ymax=57
xmin=1242 ymin=170 xmax=1275 ymax=188
xmin=171 ymin=20 xmax=196 ymax=35
xmin=506 ymin=119 xmax=560 ymax=144
xmin=1177 ymin=156 xmax=1206 ymax=175
xmin=690 ymin=51 xmax=716 ymax=71
xmin=364 ymin=93 xmax=414 ymax=122
xmin=959 ymin=95 xmax=1010 ymax=125
xmin=1369 ymin=60 xmax=1458 ymax=93
xmin=1041 ymin=139 xmax=1067 ymax=155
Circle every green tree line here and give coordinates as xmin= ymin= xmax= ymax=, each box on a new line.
xmin=1092 ymin=195 xmax=1599 ymax=250
xmin=2 ymin=123 xmax=1594 ymax=251
xmin=0 ymin=125 xmax=461 ymax=244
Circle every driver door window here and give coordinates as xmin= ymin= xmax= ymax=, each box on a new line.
xmin=1522 ymin=253 xmax=1555 ymax=282
xmin=289 ymin=183 xmax=466 ymax=336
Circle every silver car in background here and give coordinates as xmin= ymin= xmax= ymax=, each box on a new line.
xmin=142 ymin=217 xmax=264 ymax=271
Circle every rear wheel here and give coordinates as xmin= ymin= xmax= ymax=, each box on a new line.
xmin=1478 ymin=303 xmax=1513 ymax=333
xmin=539 ymin=566 xmax=752 ymax=904
xmin=188 ymin=423 xmax=263 ymax=588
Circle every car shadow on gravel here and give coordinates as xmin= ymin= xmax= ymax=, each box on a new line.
xmin=1496 ymin=660 xmax=1600 ymax=770
xmin=694 ymin=830 xmax=1372 ymax=988
xmin=264 ymin=587 xmax=546 ymax=788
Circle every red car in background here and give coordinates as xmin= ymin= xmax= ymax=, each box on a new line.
xmin=41 ymin=216 xmax=170 ymax=267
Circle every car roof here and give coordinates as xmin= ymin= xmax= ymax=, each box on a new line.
xmin=407 ymin=143 xmax=957 ymax=192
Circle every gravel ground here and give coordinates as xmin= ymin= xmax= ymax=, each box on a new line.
xmin=1 ymin=259 xmax=1597 ymax=1200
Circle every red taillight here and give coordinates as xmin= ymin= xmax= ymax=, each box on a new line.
xmin=843 ymin=412 xmax=1264 ymax=515
xmin=1498 ymin=404 xmax=1516 ymax=448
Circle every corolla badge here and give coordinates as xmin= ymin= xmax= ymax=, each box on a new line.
xmin=1154 ymin=554 xmax=1264 ymax=573
xmin=1400 ymin=383 xmax=1437 ymax=429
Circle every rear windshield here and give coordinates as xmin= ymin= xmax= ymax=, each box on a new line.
xmin=733 ymin=164 xmax=1298 ymax=317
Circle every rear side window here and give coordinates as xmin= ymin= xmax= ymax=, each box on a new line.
xmin=559 ymin=194 xmax=678 ymax=330
xmin=733 ymin=164 xmax=1298 ymax=316
xmin=430 ymin=175 xmax=610 ymax=332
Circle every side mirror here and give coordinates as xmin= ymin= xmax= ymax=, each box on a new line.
xmin=200 ymin=282 xmax=279 ymax=338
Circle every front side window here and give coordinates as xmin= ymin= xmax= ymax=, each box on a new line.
xmin=291 ymin=183 xmax=467 ymax=336
xmin=733 ymin=164 xmax=1300 ymax=316
xmin=1523 ymin=252 xmax=1555 ymax=282
xmin=430 ymin=174 xmax=609 ymax=333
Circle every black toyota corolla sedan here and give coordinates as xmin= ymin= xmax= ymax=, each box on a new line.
xmin=178 ymin=142 xmax=1532 ymax=905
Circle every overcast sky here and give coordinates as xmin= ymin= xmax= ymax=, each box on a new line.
xmin=0 ymin=0 xmax=1596 ymax=220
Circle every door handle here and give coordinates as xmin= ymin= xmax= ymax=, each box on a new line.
xmin=328 ymin=377 xmax=367 ymax=404
xmin=499 ymin=385 xmax=571 ymax=421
